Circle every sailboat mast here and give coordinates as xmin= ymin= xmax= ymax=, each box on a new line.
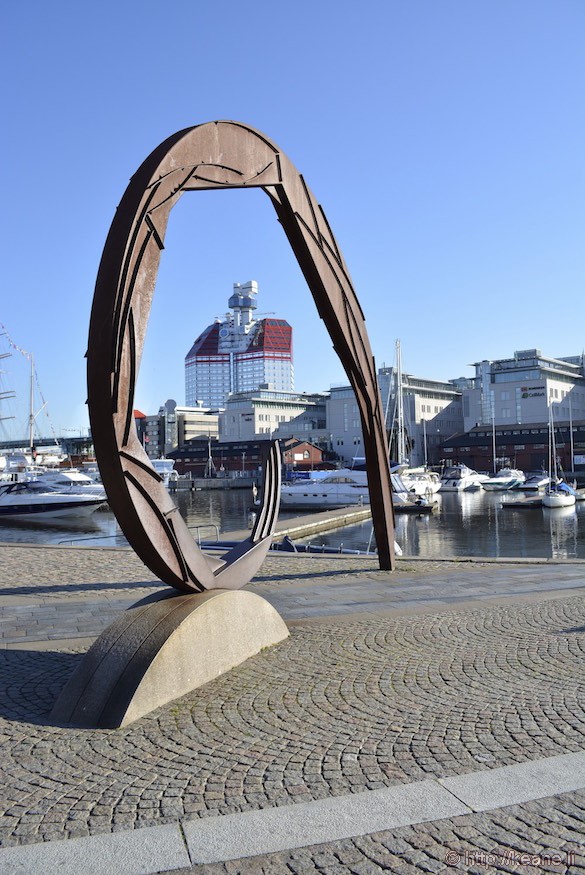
xmin=548 ymin=411 xmax=552 ymax=481
xmin=491 ymin=404 xmax=496 ymax=475
xmin=0 ymin=350 xmax=16 ymax=428
xmin=396 ymin=339 xmax=407 ymax=464
xmin=550 ymin=405 xmax=558 ymax=480
xmin=28 ymin=354 xmax=35 ymax=456
xmin=569 ymin=398 xmax=574 ymax=473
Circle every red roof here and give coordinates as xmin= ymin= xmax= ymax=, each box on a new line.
xmin=185 ymin=323 xmax=222 ymax=359
xmin=249 ymin=319 xmax=292 ymax=353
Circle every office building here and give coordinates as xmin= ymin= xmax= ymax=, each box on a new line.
xmin=463 ymin=349 xmax=585 ymax=431
xmin=219 ymin=387 xmax=326 ymax=443
xmin=184 ymin=281 xmax=294 ymax=408
xmin=136 ymin=400 xmax=218 ymax=458
xmin=327 ymin=371 xmax=463 ymax=467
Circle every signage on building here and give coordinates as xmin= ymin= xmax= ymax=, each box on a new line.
xmin=521 ymin=386 xmax=545 ymax=398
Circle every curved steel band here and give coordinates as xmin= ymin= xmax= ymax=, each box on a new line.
xmin=87 ymin=121 xmax=395 ymax=592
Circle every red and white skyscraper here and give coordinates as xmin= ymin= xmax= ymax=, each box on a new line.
xmin=185 ymin=281 xmax=294 ymax=408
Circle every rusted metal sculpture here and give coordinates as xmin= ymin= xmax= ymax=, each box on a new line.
xmin=87 ymin=121 xmax=395 ymax=592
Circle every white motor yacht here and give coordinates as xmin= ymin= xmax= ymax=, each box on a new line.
xmin=400 ymin=467 xmax=442 ymax=498
xmin=0 ymin=481 xmax=107 ymax=521
xmin=439 ymin=464 xmax=490 ymax=492
xmin=522 ymin=472 xmax=552 ymax=491
xmin=26 ymin=468 xmax=107 ymax=499
xmin=280 ymin=468 xmax=434 ymax=513
xmin=391 ymin=472 xmax=435 ymax=513
xmin=481 ymin=468 xmax=526 ymax=491
xmin=280 ymin=469 xmax=369 ymax=509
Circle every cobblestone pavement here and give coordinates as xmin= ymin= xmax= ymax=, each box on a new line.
xmin=168 ymin=792 xmax=585 ymax=874
xmin=0 ymin=544 xmax=584 ymax=872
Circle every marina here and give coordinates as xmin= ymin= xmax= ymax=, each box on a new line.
xmin=0 ymin=485 xmax=584 ymax=560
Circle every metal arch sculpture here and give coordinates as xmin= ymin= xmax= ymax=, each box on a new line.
xmin=87 ymin=120 xmax=396 ymax=593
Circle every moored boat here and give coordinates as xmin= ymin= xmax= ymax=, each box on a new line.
xmin=391 ymin=472 xmax=435 ymax=513
xmin=439 ymin=464 xmax=489 ymax=492
xmin=481 ymin=468 xmax=526 ymax=491
xmin=521 ymin=471 xmax=552 ymax=491
xmin=542 ymin=480 xmax=576 ymax=509
xmin=280 ymin=469 xmax=369 ymax=509
xmin=25 ymin=468 xmax=107 ymax=499
xmin=0 ymin=481 xmax=106 ymax=521
xmin=541 ymin=407 xmax=576 ymax=509
xmin=280 ymin=467 xmax=434 ymax=513
xmin=400 ymin=467 xmax=442 ymax=498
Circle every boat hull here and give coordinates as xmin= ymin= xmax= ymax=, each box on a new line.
xmin=439 ymin=480 xmax=484 ymax=492
xmin=542 ymin=493 xmax=576 ymax=509
xmin=439 ymin=464 xmax=489 ymax=493
xmin=482 ymin=480 xmax=522 ymax=491
xmin=280 ymin=492 xmax=370 ymax=510
xmin=0 ymin=497 xmax=106 ymax=521
xmin=400 ymin=468 xmax=441 ymax=497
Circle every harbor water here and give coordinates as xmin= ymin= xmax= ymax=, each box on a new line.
xmin=1 ymin=488 xmax=585 ymax=560
xmin=318 ymin=490 xmax=585 ymax=561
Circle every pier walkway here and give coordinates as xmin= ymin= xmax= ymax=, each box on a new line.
xmin=0 ymin=542 xmax=584 ymax=873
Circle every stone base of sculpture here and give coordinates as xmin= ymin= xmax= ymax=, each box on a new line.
xmin=51 ymin=589 xmax=289 ymax=728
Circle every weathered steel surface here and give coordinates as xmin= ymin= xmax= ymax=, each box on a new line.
xmin=87 ymin=121 xmax=395 ymax=591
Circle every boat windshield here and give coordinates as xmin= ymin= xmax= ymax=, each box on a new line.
xmin=390 ymin=473 xmax=409 ymax=492
xmin=1 ymin=482 xmax=46 ymax=494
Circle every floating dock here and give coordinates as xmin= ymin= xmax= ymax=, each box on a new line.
xmin=501 ymin=495 xmax=544 ymax=509
xmin=502 ymin=488 xmax=585 ymax=509
xmin=223 ymin=506 xmax=373 ymax=545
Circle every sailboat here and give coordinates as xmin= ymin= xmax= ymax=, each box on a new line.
xmin=0 ymin=329 xmax=62 ymax=471
xmin=389 ymin=340 xmax=440 ymax=499
xmin=542 ymin=406 xmax=576 ymax=509
xmin=0 ymin=329 xmax=107 ymax=520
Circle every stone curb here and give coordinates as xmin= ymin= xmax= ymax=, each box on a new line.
xmin=1 ymin=750 xmax=584 ymax=874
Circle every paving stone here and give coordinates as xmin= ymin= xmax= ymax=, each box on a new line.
xmin=1 ymin=547 xmax=585 ymax=872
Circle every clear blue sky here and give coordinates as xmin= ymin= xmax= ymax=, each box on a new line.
xmin=1 ymin=0 xmax=584 ymax=439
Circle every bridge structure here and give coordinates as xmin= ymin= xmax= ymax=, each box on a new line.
xmin=0 ymin=435 xmax=94 ymax=455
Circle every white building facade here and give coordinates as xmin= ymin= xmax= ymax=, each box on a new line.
xmin=219 ymin=388 xmax=326 ymax=443
xmin=463 ymin=350 xmax=585 ymax=432
xmin=377 ymin=367 xmax=464 ymax=467
xmin=327 ymin=371 xmax=464 ymax=467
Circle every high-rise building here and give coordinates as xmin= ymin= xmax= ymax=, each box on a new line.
xmin=185 ymin=281 xmax=294 ymax=408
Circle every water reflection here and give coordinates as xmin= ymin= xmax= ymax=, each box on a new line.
xmin=0 ymin=488 xmax=296 ymax=549
xmin=0 ymin=510 xmax=120 ymax=547
xmin=0 ymin=487 xmax=583 ymax=560
xmin=300 ymin=491 xmax=585 ymax=560
xmin=543 ymin=505 xmax=578 ymax=559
